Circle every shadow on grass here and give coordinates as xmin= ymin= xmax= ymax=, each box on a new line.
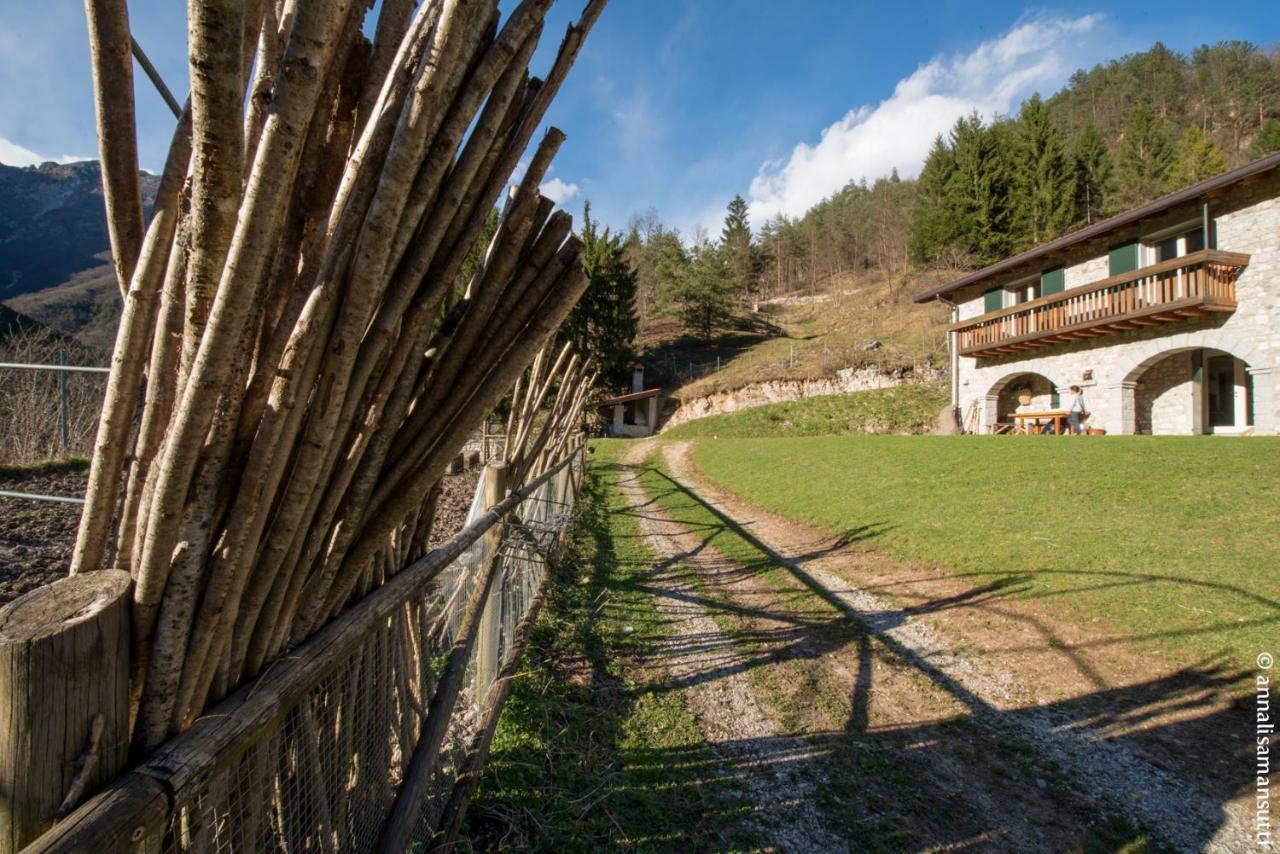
xmin=632 ymin=459 xmax=1258 ymax=850
xmin=468 ymin=458 xmax=1260 ymax=852
xmin=463 ymin=461 xmax=755 ymax=851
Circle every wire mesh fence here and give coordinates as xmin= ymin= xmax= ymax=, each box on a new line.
xmin=0 ymin=328 xmax=110 ymax=465
xmin=458 ymin=421 xmax=507 ymax=468
xmin=32 ymin=446 xmax=586 ymax=853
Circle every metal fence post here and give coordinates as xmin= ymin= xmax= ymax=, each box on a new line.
xmin=57 ymin=350 xmax=69 ymax=453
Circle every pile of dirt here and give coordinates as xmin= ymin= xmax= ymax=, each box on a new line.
xmin=428 ymin=469 xmax=480 ymax=549
xmin=0 ymin=465 xmax=87 ymax=605
xmin=0 ymin=466 xmax=482 ymax=608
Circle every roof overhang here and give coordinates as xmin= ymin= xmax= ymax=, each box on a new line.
xmin=597 ymin=388 xmax=662 ymax=407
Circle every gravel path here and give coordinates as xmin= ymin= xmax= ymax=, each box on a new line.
xmin=616 ymin=442 xmax=845 ymax=852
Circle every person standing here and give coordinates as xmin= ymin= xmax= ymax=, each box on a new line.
xmin=1065 ymin=385 xmax=1086 ymax=434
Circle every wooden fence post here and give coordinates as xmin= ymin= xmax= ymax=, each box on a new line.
xmin=475 ymin=462 xmax=507 ymax=692
xmin=0 ymin=570 xmax=131 ymax=853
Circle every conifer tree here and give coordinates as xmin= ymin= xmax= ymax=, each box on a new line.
xmin=667 ymin=240 xmax=734 ymax=341
xmin=1118 ymin=105 xmax=1173 ymax=205
xmin=1170 ymin=125 xmax=1228 ymax=186
xmin=1010 ymin=94 xmax=1076 ymax=248
xmin=1248 ymin=119 xmax=1280 ymax=159
xmin=910 ymin=134 xmax=959 ymax=263
xmin=1073 ymin=123 xmax=1115 ymax=224
xmin=721 ymin=194 xmax=755 ymax=299
xmin=561 ymin=202 xmax=639 ymax=390
xmin=947 ymin=114 xmax=1012 ymax=264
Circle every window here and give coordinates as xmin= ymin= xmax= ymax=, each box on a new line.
xmin=1184 ymin=226 xmax=1205 ymax=254
xmin=1001 ymin=274 xmax=1040 ymax=306
xmin=1040 ymin=267 xmax=1065 ymax=297
xmin=1153 ymin=226 xmax=1204 ymax=263
xmin=1141 ymin=215 xmax=1210 ymax=265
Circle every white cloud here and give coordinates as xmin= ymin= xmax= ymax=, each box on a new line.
xmin=748 ymin=14 xmax=1105 ymax=223
xmin=540 ymin=177 xmax=580 ymax=205
xmin=0 ymin=135 xmax=89 ymax=167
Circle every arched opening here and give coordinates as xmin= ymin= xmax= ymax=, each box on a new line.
xmin=1131 ymin=348 xmax=1253 ymax=435
xmin=983 ymin=371 xmax=1059 ymax=434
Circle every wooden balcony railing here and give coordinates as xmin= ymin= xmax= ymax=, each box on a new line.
xmin=951 ymin=249 xmax=1250 ymax=358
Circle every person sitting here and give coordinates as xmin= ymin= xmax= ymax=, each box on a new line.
xmin=1065 ymin=385 xmax=1086 ymax=435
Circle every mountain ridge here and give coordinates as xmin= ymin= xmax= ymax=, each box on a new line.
xmin=0 ymin=159 xmax=157 ymax=347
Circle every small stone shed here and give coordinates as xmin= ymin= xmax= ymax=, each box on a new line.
xmin=598 ymin=388 xmax=662 ymax=438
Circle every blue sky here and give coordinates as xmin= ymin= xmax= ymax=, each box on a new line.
xmin=0 ymin=1 xmax=1274 ymax=238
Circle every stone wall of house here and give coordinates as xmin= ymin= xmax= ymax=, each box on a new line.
xmin=949 ymin=170 xmax=1280 ymax=435
xmin=1134 ymin=351 xmax=1193 ymax=435
xmin=1064 ymin=255 xmax=1110 ymax=289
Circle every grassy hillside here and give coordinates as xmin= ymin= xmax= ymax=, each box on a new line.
xmin=688 ymin=435 xmax=1280 ymax=667
xmin=5 ymin=261 xmax=120 ymax=352
xmin=662 ymin=384 xmax=947 ymax=439
xmin=638 ymin=269 xmax=951 ymax=401
xmin=0 ymin=302 xmax=52 ymax=341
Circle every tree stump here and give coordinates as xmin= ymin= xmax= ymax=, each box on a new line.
xmin=0 ymin=570 xmax=131 ymax=853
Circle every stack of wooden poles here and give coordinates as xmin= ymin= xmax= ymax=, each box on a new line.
xmin=74 ymin=0 xmax=606 ymax=754
xmin=502 ymin=340 xmax=596 ymax=486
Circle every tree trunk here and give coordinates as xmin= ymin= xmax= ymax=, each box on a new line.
xmin=83 ymin=0 xmax=145 ymax=298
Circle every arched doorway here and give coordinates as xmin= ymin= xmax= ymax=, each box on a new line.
xmin=1116 ymin=330 xmax=1274 ymax=435
xmin=1129 ymin=348 xmax=1254 ymax=434
xmin=983 ymin=371 xmax=1060 ymax=434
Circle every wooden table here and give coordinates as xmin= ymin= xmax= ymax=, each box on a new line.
xmin=1012 ymin=410 xmax=1070 ymax=435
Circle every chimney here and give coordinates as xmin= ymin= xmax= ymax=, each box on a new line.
xmin=631 ymin=363 xmax=645 ymax=393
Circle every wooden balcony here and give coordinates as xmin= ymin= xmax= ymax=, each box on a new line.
xmin=951 ymin=249 xmax=1250 ymax=358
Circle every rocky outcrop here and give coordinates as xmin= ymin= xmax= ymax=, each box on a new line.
xmin=934 ymin=404 xmax=962 ymax=435
xmin=660 ymin=365 xmax=943 ymax=431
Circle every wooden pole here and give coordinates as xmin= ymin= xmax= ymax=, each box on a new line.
xmin=25 ymin=459 xmax=572 ymax=854
xmin=0 ymin=570 xmax=130 ymax=853
xmin=475 ymin=462 xmax=507 ymax=693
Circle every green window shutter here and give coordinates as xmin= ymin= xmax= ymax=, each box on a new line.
xmin=1040 ymin=267 xmax=1065 ymax=296
xmin=1050 ymin=385 xmax=1060 ymax=408
xmin=1109 ymin=242 xmax=1139 ymax=276
xmin=983 ymin=288 xmax=1003 ymax=313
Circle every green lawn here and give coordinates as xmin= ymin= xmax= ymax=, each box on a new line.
xmin=686 ymin=435 xmax=1280 ymax=670
xmin=465 ymin=441 xmax=751 ymax=851
xmin=662 ymin=384 xmax=948 ymax=440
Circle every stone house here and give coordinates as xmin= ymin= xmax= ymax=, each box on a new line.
xmin=597 ymin=363 xmax=662 ymax=438
xmin=915 ymin=152 xmax=1280 ymax=435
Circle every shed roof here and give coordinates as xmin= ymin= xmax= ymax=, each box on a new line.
xmin=597 ymin=388 xmax=662 ymax=407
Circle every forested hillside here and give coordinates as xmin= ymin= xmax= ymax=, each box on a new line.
xmin=624 ymin=39 xmax=1280 ymax=329
xmin=912 ymin=41 xmax=1280 ymax=265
